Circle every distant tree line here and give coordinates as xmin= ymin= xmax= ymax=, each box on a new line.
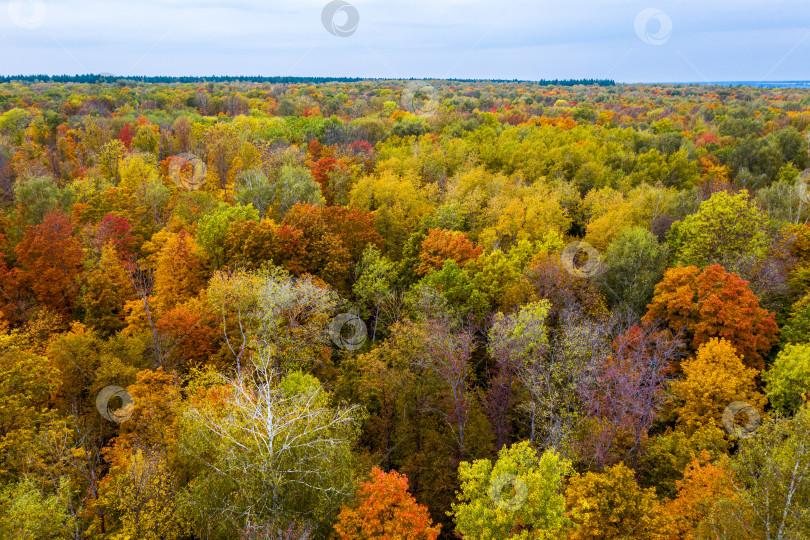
xmin=0 ymin=74 xmax=614 ymax=86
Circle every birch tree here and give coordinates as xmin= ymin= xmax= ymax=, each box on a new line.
xmin=179 ymin=370 xmax=362 ymax=539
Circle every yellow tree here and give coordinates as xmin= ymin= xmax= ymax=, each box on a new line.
xmin=582 ymin=184 xmax=676 ymax=251
xmin=565 ymin=462 xmax=672 ymax=540
xmin=478 ymin=183 xmax=571 ymax=250
xmin=82 ymin=244 xmax=136 ymax=337
xmin=669 ymin=338 xmax=766 ymax=435
xmin=354 ymin=170 xmax=434 ymax=215
xmin=0 ymin=331 xmax=60 ymax=478
xmin=153 ymin=230 xmax=208 ymax=314
xmin=95 ymin=369 xmax=188 ymax=540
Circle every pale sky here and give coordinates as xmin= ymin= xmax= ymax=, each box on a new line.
xmin=1 ymin=0 xmax=809 ymax=82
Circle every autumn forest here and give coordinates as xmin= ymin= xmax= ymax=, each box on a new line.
xmin=0 ymin=78 xmax=809 ymax=539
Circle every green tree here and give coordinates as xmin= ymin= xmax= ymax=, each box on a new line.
xmin=668 ymin=190 xmax=768 ymax=273
xmin=487 ymin=300 xmax=552 ymax=447
xmin=418 ymin=260 xmax=489 ymax=319
xmin=13 ymin=176 xmax=69 ymax=227
xmin=600 ymin=226 xmax=667 ymax=315
xmin=0 ymin=108 xmax=32 ymax=144
xmin=235 ymin=169 xmax=275 ymax=218
xmin=781 ymin=294 xmax=810 ymax=345
xmin=195 ymin=203 xmax=260 ymax=268
xmin=274 ymin=165 xmax=324 ymax=221
xmin=638 ymin=425 xmax=728 ymax=495
xmin=0 ymin=477 xmax=73 ymax=539
xmin=764 ymin=343 xmax=810 ymax=415
xmin=452 ymin=440 xmax=572 ymax=540
xmin=708 ymin=406 xmax=810 ymax=540
xmin=353 ymin=245 xmax=396 ymax=341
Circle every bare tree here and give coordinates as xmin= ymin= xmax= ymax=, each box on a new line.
xmin=207 ymin=269 xmax=339 ymax=375
xmin=579 ymin=323 xmax=684 ymax=471
xmin=181 ymin=369 xmax=361 ymax=536
xmin=704 ymin=407 xmax=810 ymax=540
xmin=240 ymin=520 xmax=314 ymax=540
xmin=411 ymin=315 xmax=477 ymax=460
xmin=123 ymin=258 xmax=164 ymax=367
xmin=487 ymin=301 xmax=552 ymax=450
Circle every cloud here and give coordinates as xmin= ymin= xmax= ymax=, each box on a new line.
xmin=1 ymin=0 xmax=809 ymax=81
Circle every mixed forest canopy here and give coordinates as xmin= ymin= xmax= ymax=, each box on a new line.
xmin=0 ymin=77 xmax=809 ymax=539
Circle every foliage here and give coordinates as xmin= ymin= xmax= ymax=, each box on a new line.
xmin=704 ymin=406 xmax=810 ymax=540
xmin=600 ymin=226 xmax=667 ymax=315
xmin=668 ymin=190 xmax=768 ymax=272
xmin=0 ymin=477 xmax=73 ymax=539
xmin=179 ymin=371 xmax=363 ymax=539
xmin=195 ymin=203 xmax=259 ymax=268
xmin=669 ymin=338 xmax=766 ymax=434
xmin=764 ymin=343 xmax=810 ymax=415
xmin=334 ymin=467 xmax=440 ymax=540
xmin=452 ymin=441 xmax=572 ymax=540
xmin=643 ymin=264 xmax=779 ymax=370
xmin=660 ymin=453 xmax=736 ymax=540
xmin=416 ymin=228 xmax=482 ymax=276
xmin=0 ymin=79 xmax=808 ymax=538
xmin=564 ymin=462 xmax=670 ymax=540
xmin=781 ymin=294 xmax=810 ymax=345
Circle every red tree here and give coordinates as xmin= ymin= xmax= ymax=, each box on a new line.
xmin=118 ymin=123 xmax=134 ymax=150
xmin=643 ymin=264 xmax=779 ymax=370
xmin=92 ymin=212 xmax=135 ymax=259
xmin=0 ymin=233 xmax=30 ymax=325
xmin=157 ymin=305 xmax=220 ymax=371
xmin=274 ymin=225 xmax=310 ymax=276
xmin=311 ymin=156 xmax=338 ymax=199
xmin=16 ymin=210 xmax=83 ymax=315
xmin=282 ymin=203 xmax=383 ymax=264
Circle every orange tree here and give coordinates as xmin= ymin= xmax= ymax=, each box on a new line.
xmin=643 ymin=264 xmax=778 ymax=370
xmin=334 ymin=467 xmax=440 ymax=540
xmin=416 ymin=228 xmax=482 ymax=276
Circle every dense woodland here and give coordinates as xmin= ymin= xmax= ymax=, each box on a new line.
xmin=0 ymin=78 xmax=808 ymax=539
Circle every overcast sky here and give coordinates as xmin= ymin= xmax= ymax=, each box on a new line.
xmin=0 ymin=0 xmax=808 ymax=82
